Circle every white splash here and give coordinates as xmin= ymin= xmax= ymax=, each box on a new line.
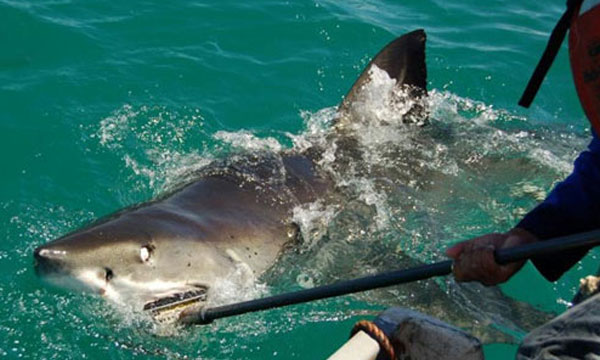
xmin=348 ymin=65 xmax=424 ymax=127
xmin=292 ymin=201 xmax=339 ymax=249
xmin=98 ymin=104 xmax=139 ymax=148
xmin=206 ymin=269 xmax=267 ymax=309
xmin=214 ymin=130 xmax=283 ymax=152
xmin=95 ymin=104 xmax=209 ymax=193
xmin=529 ymin=148 xmax=575 ymax=176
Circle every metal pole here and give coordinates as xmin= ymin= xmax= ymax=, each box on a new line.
xmin=179 ymin=229 xmax=600 ymax=325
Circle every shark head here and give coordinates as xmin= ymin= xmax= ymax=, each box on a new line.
xmin=33 ymin=214 xmax=230 ymax=310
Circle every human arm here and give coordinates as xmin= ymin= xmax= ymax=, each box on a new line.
xmin=518 ymin=131 xmax=600 ymax=281
xmin=447 ymin=131 xmax=600 ymax=285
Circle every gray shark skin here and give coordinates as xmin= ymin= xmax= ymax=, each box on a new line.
xmin=34 ymin=154 xmax=330 ymax=307
xmin=33 ymin=30 xmax=429 ymax=311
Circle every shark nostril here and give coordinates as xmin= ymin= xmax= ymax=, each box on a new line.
xmin=105 ymin=268 xmax=114 ymax=282
xmin=33 ymin=248 xmax=44 ymax=265
xmin=34 ymin=247 xmax=50 ymax=261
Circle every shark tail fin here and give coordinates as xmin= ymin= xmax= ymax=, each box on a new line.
xmin=337 ymin=29 xmax=428 ymax=121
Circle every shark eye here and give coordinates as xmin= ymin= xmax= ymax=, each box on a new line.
xmin=140 ymin=245 xmax=153 ymax=263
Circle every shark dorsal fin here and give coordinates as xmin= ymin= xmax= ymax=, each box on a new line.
xmin=338 ymin=29 xmax=427 ymax=116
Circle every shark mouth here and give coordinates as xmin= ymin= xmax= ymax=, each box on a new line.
xmin=143 ymin=286 xmax=208 ymax=323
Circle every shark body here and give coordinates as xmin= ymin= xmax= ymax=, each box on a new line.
xmin=34 ymin=30 xmax=428 ymax=315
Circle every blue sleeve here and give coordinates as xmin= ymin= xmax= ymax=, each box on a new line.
xmin=517 ymin=131 xmax=600 ymax=281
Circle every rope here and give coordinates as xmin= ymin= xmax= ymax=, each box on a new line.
xmin=351 ymin=320 xmax=397 ymax=360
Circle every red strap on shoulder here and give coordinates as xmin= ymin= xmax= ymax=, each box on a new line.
xmin=570 ymin=3 xmax=600 ymax=133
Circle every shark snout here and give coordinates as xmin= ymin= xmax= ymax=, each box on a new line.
xmin=33 ymin=245 xmax=69 ymax=276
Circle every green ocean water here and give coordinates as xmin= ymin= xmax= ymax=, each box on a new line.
xmin=1 ymin=0 xmax=599 ymax=359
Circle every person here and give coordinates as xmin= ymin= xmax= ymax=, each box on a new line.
xmin=446 ymin=0 xmax=600 ymax=358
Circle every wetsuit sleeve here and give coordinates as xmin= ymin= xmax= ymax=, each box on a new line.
xmin=517 ymin=131 xmax=600 ymax=281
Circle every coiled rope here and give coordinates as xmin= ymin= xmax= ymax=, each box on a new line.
xmin=351 ymin=320 xmax=396 ymax=360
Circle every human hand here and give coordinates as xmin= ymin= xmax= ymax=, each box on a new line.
xmin=445 ymin=228 xmax=538 ymax=286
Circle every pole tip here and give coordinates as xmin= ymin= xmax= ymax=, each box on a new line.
xmin=178 ymin=307 xmax=214 ymax=325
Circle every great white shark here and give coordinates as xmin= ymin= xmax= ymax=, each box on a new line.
xmin=34 ymin=29 xmax=427 ymax=317
xmin=33 ymin=28 xmax=553 ymax=340
xmin=32 ymin=28 xmax=556 ymax=341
